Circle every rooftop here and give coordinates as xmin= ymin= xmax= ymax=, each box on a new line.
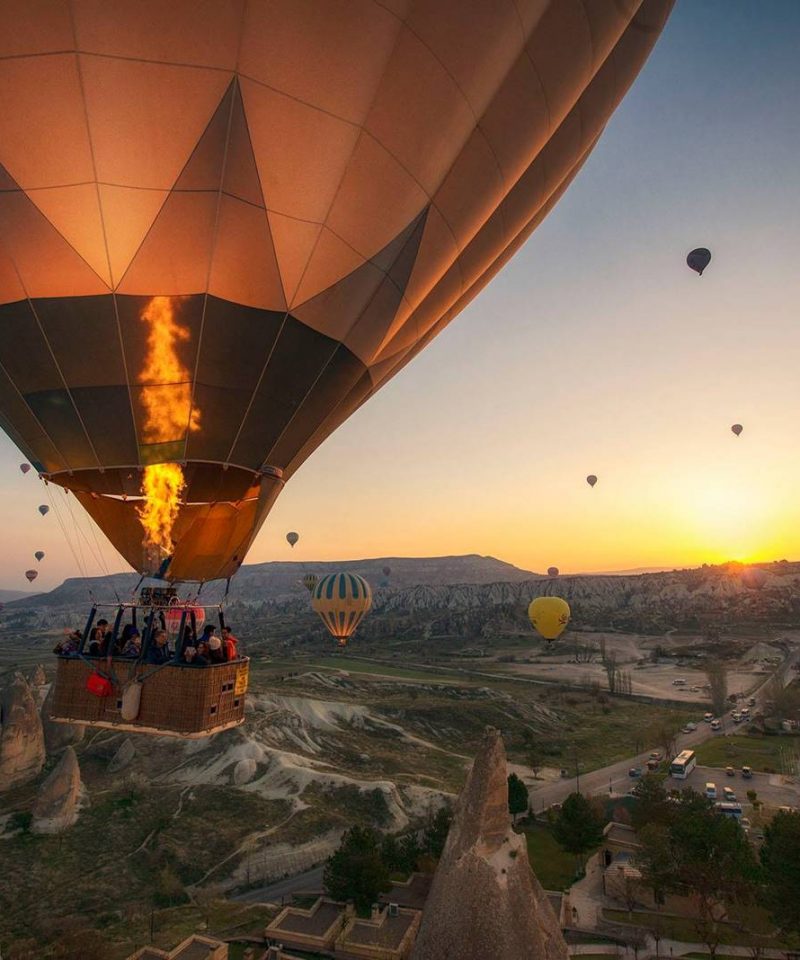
xmin=379 ymin=873 xmax=432 ymax=911
xmin=271 ymin=899 xmax=342 ymax=938
xmin=339 ymin=906 xmax=420 ymax=953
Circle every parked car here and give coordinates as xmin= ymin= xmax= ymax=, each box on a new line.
xmin=706 ymin=782 xmax=717 ymax=800
xmin=711 ymin=719 xmax=722 ymax=731
xmin=629 ymin=766 xmax=643 ymax=778
xmin=732 ymin=712 xmax=742 ymax=723
xmin=704 ymin=713 xmax=714 ymax=723
xmin=647 ymin=759 xmax=660 ymax=772
xmin=649 ymin=751 xmax=664 ymax=762
xmin=742 ymin=766 xmax=753 ymax=779
xmin=685 ymin=721 xmax=697 ymax=732
xmin=672 ymin=678 xmax=687 ymax=686
xmin=723 ymin=787 xmax=737 ymax=801
xmin=725 ymin=766 xmax=736 ymax=777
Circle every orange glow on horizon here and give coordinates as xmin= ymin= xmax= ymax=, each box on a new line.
xmin=136 ymin=296 xmax=200 ymax=557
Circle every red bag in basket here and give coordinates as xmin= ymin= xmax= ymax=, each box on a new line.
xmin=86 ymin=671 xmax=113 ymax=698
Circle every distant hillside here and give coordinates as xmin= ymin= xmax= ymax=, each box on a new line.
xmin=0 ymin=589 xmax=39 ymax=603
xmin=2 ymin=554 xmax=536 ymax=612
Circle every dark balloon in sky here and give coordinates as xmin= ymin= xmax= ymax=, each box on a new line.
xmin=687 ymin=248 xmax=712 ymax=276
xmin=586 ymin=475 xmax=598 ymax=488
xmin=731 ymin=423 xmax=743 ymax=436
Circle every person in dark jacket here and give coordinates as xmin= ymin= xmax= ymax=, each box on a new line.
xmin=182 ymin=646 xmax=209 ymax=667
xmin=146 ymin=629 xmax=171 ymax=665
xmin=87 ymin=619 xmax=110 ymax=656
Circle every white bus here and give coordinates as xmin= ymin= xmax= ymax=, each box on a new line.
xmin=670 ymin=749 xmax=697 ymax=779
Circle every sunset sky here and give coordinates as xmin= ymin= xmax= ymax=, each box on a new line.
xmin=2 ymin=0 xmax=800 ymax=590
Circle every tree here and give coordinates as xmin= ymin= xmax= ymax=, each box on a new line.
xmin=507 ymin=773 xmax=529 ymax=823
xmin=649 ymin=720 xmax=680 ymax=762
xmin=324 ymin=826 xmax=391 ymax=915
xmin=553 ymin=792 xmax=605 ymax=870
xmin=669 ymin=793 xmax=759 ymax=958
xmin=637 ymin=823 xmax=676 ymax=906
xmin=630 ymin=775 xmax=673 ymax=833
xmin=397 ymin=833 xmax=421 ymax=874
xmin=604 ymin=652 xmax=618 ymax=694
xmin=422 ymin=806 xmax=453 ymax=859
xmin=760 ymin=809 xmax=800 ymax=935
xmin=525 ymin=737 xmax=545 ymax=780
xmin=705 ymin=660 xmax=728 ymax=717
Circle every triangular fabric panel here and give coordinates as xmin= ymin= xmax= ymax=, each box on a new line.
xmin=0 ymin=163 xmax=109 ymax=300
xmin=267 ymin=212 xmax=323 ymax=307
xmin=98 ymin=184 xmax=170 ymax=287
xmin=24 ymin=184 xmax=111 ymax=287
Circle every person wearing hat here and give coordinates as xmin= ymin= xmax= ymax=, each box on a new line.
xmin=207 ymin=633 xmax=225 ymax=664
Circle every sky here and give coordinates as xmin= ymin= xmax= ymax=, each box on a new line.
xmin=3 ymin=0 xmax=800 ymax=590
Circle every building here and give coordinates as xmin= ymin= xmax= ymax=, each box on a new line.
xmin=335 ymin=903 xmax=421 ymax=960
xmin=265 ymin=897 xmax=421 ymax=959
xmin=126 ymin=934 xmax=227 ymax=960
xmin=378 ymin=873 xmax=432 ymax=912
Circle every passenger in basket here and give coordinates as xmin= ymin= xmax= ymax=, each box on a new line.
xmin=53 ymin=629 xmax=81 ymax=656
xmin=121 ymin=628 xmax=141 ymax=658
xmin=221 ymin=626 xmax=239 ymax=661
xmin=196 ymin=640 xmax=212 ymax=664
xmin=182 ymin=646 xmax=209 ymax=667
xmin=87 ymin=618 xmax=110 ymax=656
xmin=182 ymin=624 xmax=196 ymax=649
xmin=146 ymin=629 xmax=171 ymax=665
xmin=207 ymin=634 xmax=226 ymax=664
xmin=112 ymin=622 xmax=137 ymax=656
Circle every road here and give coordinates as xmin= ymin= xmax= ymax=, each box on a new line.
xmin=234 ymin=865 xmax=325 ymax=904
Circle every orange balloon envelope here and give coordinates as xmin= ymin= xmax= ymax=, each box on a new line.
xmin=311 ymin=573 xmax=372 ymax=647
xmin=0 ymin=3 xmax=672 ymax=582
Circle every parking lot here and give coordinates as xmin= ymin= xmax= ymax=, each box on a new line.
xmin=676 ymin=763 xmax=800 ymax=809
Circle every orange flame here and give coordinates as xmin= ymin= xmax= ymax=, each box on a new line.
xmin=136 ymin=296 xmax=201 ymax=556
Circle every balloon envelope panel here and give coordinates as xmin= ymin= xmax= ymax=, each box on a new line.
xmin=0 ymin=1 xmax=673 ymax=580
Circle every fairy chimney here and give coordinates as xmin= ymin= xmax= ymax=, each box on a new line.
xmin=31 ymin=745 xmax=82 ymax=833
xmin=0 ymin=674 xmax=46 ymax=791
xmin=411 ymin=727 xmax=569 ymax=960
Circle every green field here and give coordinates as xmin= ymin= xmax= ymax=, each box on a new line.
xmin=310 ymin=656 xmax=470 ymax=683
xmin=694 ymin=734 xmax=800 ymax=773
xmin=523 ymin=823 xmax=583 ymax=890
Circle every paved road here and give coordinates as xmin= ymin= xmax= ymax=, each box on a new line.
xmin=234 ymin=865 xmax=325 ymax=904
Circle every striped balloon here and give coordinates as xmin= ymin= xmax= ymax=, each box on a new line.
xmin=311 ymin=573 xmax=372 ymax=647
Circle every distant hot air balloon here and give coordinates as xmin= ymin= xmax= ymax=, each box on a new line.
xmin=38 ymin=504 xmax=49 ymax=516
xmin=687 ymin=248 xmax=712 ymax=276
xmin=528 ymin=596 xmax=571 ymax=642
xmin=311 ymin=573 xmax=372 ymax=647
xmin=302 ymin=573 xmax=319 ymax=593
xmin=19 ymin=463 xmax=31 ymax=475
xmin=586 ymin=475 xmax=598 ymax=488
xmin=164 ymin=604 xmax=205 ymax=634
xmin=25 ymin=569 xmax=38 ymax=583
xmin=547 ymin=566 xmax=559 ymax=578
xmin=34 ymin=551 xmax=45 ymax=562
xmin=731 ymin=423 xmax=743 ymax=437
xmin=382 ymin=566 xmax=391 ymax=577
xmin=286 ymin=532 xmax=299 ymax=548
xmin=0 ymin=5 xmax=672 ymax=585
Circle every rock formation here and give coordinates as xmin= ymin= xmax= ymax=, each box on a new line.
xmin=108 ymin=737 xmax=136 ymax=773
xmin=0 ymin=674 xmax=46 ymax=791
xmin=31 ymin=745 xmax=82 ymax=834
xmin=233 ymin=757 xmax=257 ymax=785
xmin=411 ymin=727 xmax=569 ymax=960
xmin=30 ymin=663 xmax=47 ymax=688
xmin=41 ymin=683 xmax=85 ymax=754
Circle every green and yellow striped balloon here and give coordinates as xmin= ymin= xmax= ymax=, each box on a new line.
xmin=311 ymin=573 xmax=372 ymax=647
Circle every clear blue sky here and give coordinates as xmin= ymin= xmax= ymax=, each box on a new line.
xmin=3 ymin=0 xmax=800 ymax=589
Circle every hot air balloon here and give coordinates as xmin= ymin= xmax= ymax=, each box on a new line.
xmin=687 ymin=248 xmax=712 ymax=276
xmin=547 ymin=566 xmax=559 ymax=578
xmin=302 ymin=573 xmax=319 ymax=593
xmin=164 ymin=603 xmax=205 ymax=634
xmin=0 ymin=3 xmax=672 ymax=586
xmin=34 ymin=551 xmax=45 ymax=562
xmin=527 ymin=596 xmax=570 ymax=642
xmin=19 ymin=463 xmax=31 ymax=474
xmin=286 ymin=532 xmax=299 ymax=548
xmin=311 ymin=573 xmax=372 ymax=647
xmin=731 ymin=424 xmax=743 ymax=437
xmin=586 ymin=475 xmax=598 ymax=488
xmin=25 ymin=569 xmax=38 ymax=583
xmin=38 ymin=505 xmax=49 ymax=516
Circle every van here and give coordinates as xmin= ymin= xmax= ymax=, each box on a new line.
xmin=673 ymin=678 xmax=687 ymax=686
xmin=704 ymin=713 xmax=714 ymax=723
xmin=706 ymin=782 xmax=717 ymax=799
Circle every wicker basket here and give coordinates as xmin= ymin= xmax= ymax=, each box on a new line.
xmin=50 ymin=656 xmax=249 ymax=738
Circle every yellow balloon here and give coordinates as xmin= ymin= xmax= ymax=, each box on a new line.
xmin=527 ymin=596 xmax=571 ymax=641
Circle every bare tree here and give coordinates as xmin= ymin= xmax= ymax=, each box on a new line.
xmin=705 ymin=660 xmax=728 ymax=716
xmin=604 ymin=653 xmax=618 ymax=694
